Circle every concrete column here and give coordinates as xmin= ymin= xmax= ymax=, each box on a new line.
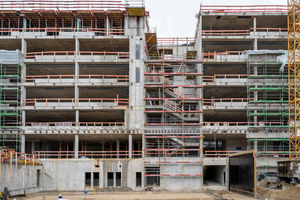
xmin=254 ymin=91 xmax=258 ymax=101
xmin=101 ymin=142 xmax=105 ymax=158
xmin=31 ymin=141 xmax=35 ymax=154
xmin=198 ymin=14 xmax=202 ymax=59
xmin=21 ymin=38 xmax=27 ymax=55
xmin=76 ymin=18 xmax=80 ymax=31
xmin=116 ymin=140 xmax=120 ymax=158
xmin=75 ymin=38 xmax=80 ymax=58
xmin=23 ymin=17 xmax=27 ymax=31
xmin=21 ymin=135 xmax=25 ymax=153
xmin=106 ymin=17 xmax=109 ymax=36
xmin=254 ymin=67 xmax=258 ymax=76
xmin=254 ymin=141 xmax=258 ymax=152
xmin=128 ymin=134 xmax=132 ymax=158
xmin=75 ymin=134 xmax=79 ymax=158
xmin=253 ymin=17 xmax=257 ymax=50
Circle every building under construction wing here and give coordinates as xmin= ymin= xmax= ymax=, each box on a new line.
xmin=0 ymin=1 xmax=290 ymax=194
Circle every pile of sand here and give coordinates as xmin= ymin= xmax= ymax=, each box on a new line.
xmin=275 ymin=185 xmax=300 ymax=200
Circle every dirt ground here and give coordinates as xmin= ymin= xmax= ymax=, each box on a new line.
xmin=257 ymin=184 xmax=300 ymax=200
xmin=15 ymin=191 xmax=256 ymax=200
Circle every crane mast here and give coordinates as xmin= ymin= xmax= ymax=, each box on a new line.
xmin=288 ymin=0 xmax=300 ymax=160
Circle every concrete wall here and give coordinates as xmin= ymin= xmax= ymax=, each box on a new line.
xmin=0 ymin=163 xmax=43 ymax=195
xmin=41 ymin=159 xmax=95 ymax=191
xmin=224 ymin=139 xmax=247 ymax=151
xmin=204 ymin=165 xmax=226 ymax=185
xmin=99 ymin=159 xmax=143 ymax=189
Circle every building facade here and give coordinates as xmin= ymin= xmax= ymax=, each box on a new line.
xmin=0 ymin=2 xmax=288 ymax=191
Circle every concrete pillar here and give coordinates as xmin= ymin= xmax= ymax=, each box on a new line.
xmin=106 ymin=17 xmax=109 ymax=36
xmin=253 ymin=17 xmax=256 ymax=34
xmin=198 ymin=14 xmax=202 ymax=59
xmin=21 ymin=38 xmax=27 ymax=55
xmin=23 ymin=17 xmax=27 ymax=31
xmin=254 ymin=141 xmax=258 ymax=152
xmin=254 ymin=91 xmax=258 ymax=101
xmin=76 ymin=18 xmax=80 ymax=31
xmin=31 ymin=141 xmax=35 ymax=154
xmin=253 ymin=17 xmax=257 ymax=50
xmin=101 ymin=142 xmax=105 ymax=158
xmin=117 ymin=140 xmax=120 ymax=158
xmin=128 ymin=134 xmax=132 ymax=158
xmin=21 ymin=135 xmax=25 ymax=153
xmin=254 ymin=67 xmax=258 ymax=76
xmin=75 ymin=135 xmax=79 ymax=158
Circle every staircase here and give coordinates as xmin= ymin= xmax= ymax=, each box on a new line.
xmin=163 ymin=100 xmax=183 ymax=120
xmin=165 ymin=88 xmax=184 ymax=98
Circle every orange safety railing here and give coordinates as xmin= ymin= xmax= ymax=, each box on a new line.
xmin=0 ymin=0 xmax=128 ymax=10
xmin=204 ymin=150 xmax=289 ymax=158
xmin=23 ymin=97 xmax=129 ymax=107
xmin=0 ymin=28 xmax=124 ymax=35
xmin=203 ymin=98 xmax=253 ymax=106
xmin=203 ymin=51 xmax=247 ymax=60
xmin=24 ymin=74 xmax=129 ymax=83
xmin=200 ymin=5 xmax=287 ymax=13
xmin=203 ymin=74 xmax=248 ymax=82
xmin=25 ymin=51 xmax=130 ymax=60
xmin=34 ymin=151 xmax=142 ymax=159
xmin=251 ymin=27 xmax=288 ymax=36
xmin=23 ymin=122 xmax=125 ymax=130
xmin=202 ymin=30 xmax=250 ymax=36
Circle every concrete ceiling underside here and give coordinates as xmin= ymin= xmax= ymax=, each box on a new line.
xmin=79 ymin=87 xmax=128 ymax=98
xmin=203 ymin=64 xmax=247 ymax=76
xmin=203 ymin=87 xmax=247 ymax=99
xmin=79 ymin=38 xmax=129 ymax=52
xmin=204 ymin=133 xmax=246 ymax=140
xmin=203 ymin=110 xmax=247 ymax=122
xmin=202 ymin=15 xmax=287 ymax=30
xmin=26 ymin=87 xmax=75 ymax=98
xmin=27 ymin=64 xmax=75 ymax=75
xmin=0 ymin=39 xmax=21 ymax=51
xmin=27 ymin=39 xmax=75 ymax=52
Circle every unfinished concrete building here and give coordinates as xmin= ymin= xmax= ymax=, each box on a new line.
xmin=0 ymin=1 xmax=289 ymax=192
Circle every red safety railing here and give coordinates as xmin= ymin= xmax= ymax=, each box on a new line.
xmin=200 ymin=5 xmax=287 ymax=13
xmin=34 ymin=150 xmax=142 ymax=159
xmin=0 ymin=1 xmax=128 ymax=10
xmin=0 ymin=28 xmax=124 ymax=35
xmin=204 ymin=150 xmax=289 ymax=158
xmin=203 ymin=74 xmax=248 ymax=82
xmin=24 ymin=74 xmax=129 ymax=83
xmin=23 ymin=97 xmax=128 ymax=107
xmin=203 ymin=51 xmax=247 ymax=60
xmin=23 ymin=122 xmax=125 ymax=130
xmin=203 ymin=98 xmax=253 ymax=106
xmin=251 ymin=27 xmax=288 ymax=35
xmin=25 ymin=51 xmax=130 ymax=60
xmin=202 ymin=30 xmax=250 ymax=36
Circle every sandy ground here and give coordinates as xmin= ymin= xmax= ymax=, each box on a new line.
xmin=15 ymin=191 xmax=256 ymax=200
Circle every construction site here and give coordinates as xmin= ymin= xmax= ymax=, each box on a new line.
xmin=1 ymin=0 xmax=300 ymax=199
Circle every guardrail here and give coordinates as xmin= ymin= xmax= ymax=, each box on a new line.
xmin=203 ymin=74 xmax=248 ymax=82
xmin=204 ymin=150 xmax=289 ymax=158
xmin=200 ymin=5 xmax=287 ymax=13
xmin=24 ymin=74 xmax=129 ymax=83
xmin=203 ymin=98 xmax=252 ymax=106
xmin=23 ymin=122 xmax=125 ymax=130
xmin=0 ymin=28 xmax=124 ymax=36
xmin=251 ymin=27 xmax=288 ymax=36
xmin=203 ymin=51 xmax=247 ymax=60
xmin=202 ymin=30 xmax=250 ymax=36
xmin=34 ymin=151 xmax=142 ymax=159
xmin=23 ymin=97 xmax=128 ymax=107
xmin=25 ymin=51 xmax=130 ymax=60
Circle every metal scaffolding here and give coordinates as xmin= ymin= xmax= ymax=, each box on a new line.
xmin=247 ymin=50 xmax=289 ymax=169
xmin=0 ymin=50 xmax=23 ymax=151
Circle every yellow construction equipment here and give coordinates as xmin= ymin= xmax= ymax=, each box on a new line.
xmin=288 ymin=0 xmax=300 ymax=160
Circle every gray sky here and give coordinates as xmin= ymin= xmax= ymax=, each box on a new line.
xmin=142 ymin=0 xmax=286 ymax=37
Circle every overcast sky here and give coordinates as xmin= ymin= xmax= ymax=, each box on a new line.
xmin=140 ymin=0 xmax=286 ymax=37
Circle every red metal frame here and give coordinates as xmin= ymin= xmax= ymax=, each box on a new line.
xmin=200 ymin=5 xmax=287 ymax=13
